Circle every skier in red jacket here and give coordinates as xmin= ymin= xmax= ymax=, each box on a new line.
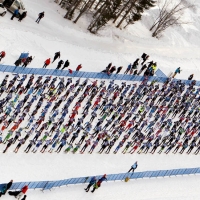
xmin=43 ymin=58 xmax=51 ymax=68
xmin=16 ymin=185 xmax=28 ymax=199
xmin=0 ymin=51 xmax=6 ymax=61
xmin=76 ymin=64 xmax=82 ymax=71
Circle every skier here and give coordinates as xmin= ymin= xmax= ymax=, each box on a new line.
xmin=22 ymin=56 xmax=33 ymax=68
xmin=13 ymin=139 xmax=25 ymax=153
xmin=15 ymin=185 xmax=28 ymax=200
xmin=11 ymin=7 xmax=20 ymax=20
xmin=43 ymin=58 xmax=51 ymax=68
xmin=32 ymin=139 xmax=42 ymax=153
xmin=18 ymin=11 xmax=27 ymax=22
xmin=36 ymin=11 xmax=45 ymax=23
xmin=116 ymin=66 xmax=123 ymax=74
xmin=14 ymin=58 xmax=22 ymax=66
xmin=40 ymin=139 xmax=51 ymax=153
xmin=188 ymin=74 xmax=194 ymax=80
xmin=88 ymin=140 xmax=99 ymax=154
xmin=55 ymin=139 xmax=67 ymax=153
xmin=109 ymin=66 xmax=116 ymax=74
xmin=172 ymin=67 xmax=181 ymax=78
xmin=76 ymin=64 xmax=82 ymax=71
xmin=91 ymin=182 xmax=99 ymax=193
xmin=85 ymin=176 xmax=96 ymax=192
xmin=62 ymin=60 xmax=70 ymax=69
xmin=56 ymin=60 xmax=64 ymax=69
xmin=128 ymin=161 xmax=138 ymax=173
xmin=92 ymin=174 xmax=107 ymax=193
xmin=0 ymin=51 xmax=6 ymax=61
xmin=124 ymin=63 xmax=132 ymax=74
xmin=80 ymin=139 xmax=91 ymax=153
xmin=141 ymin=53 xmax=149 ymax=65
xmin=24 ymin=140 xmax=35 ymax=153
xmin=0 ymin=180 xmax=13 ymax=197
xmin=3 ymin=138 xmax=13 ymax=153
xmin=52 ymin=51 xmax=61 ymax=63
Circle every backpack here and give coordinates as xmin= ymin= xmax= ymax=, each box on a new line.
xmin=125 ymin=177 xmax=130 ymax=182
xmin=1 ymin=185 xmax=7 ymax=194
xmin=142 ymin=53 xmax=147 ymax=59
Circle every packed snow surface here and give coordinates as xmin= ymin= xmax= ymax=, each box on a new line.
xmin=1 ymin=0 xmax=200 ymax=199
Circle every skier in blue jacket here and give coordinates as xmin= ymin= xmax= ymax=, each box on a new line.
xmin=128 ymin=161 xmax=138 ymax=173
xmin=84 ymin=176 xmax=96 ymax=192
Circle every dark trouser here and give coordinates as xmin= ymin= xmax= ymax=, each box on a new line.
xmin=52 ymin=56 xmax=58 ymax=63
xmin=56 ymin=65 xmax=62 ymax=69
xmin=78 ymin=137 xmax=85 ymax=145
xmin=173 ymin=147 xmax=179 ymax=154
xmin=128 ymin=167 xmax=135 ymax=173
xmin=69 ymin=137 xmax=76 ymax=144
xmin=179 ymin=148 xmax=186 ymax=154
xmin=41 ymin=145 xmax=48 ymax=153
xmin=36 ymin=17 xmax=41 ymax=23
xmin=187 ymin=147 xmax=194 ymax=154
xmin=62 ymin=66 xmax=67 ymax=70
xmin=99 ymin=147 xmax=106 ymax=153
xmin=22 ymin=63 xmax=27 ymax=68
xmin=194 ymin=148 xmax=200 ymax=155
xmin=11 ymin=14 xmax=16 ymax=20
xmin=25 ymin=144 xmax=32 ymax=153
xmin=43 ymin=63 xmax=47 ymax=68
xmin=56 ymin=144 xmax=64 ymax=153
xmin=13 ymin=136 xmax=19 ymax=144
xmin=80 ymin=145 xmax=88 ymax=153
xmin=105 ymin=146 xmax=112 ymax=153
xmin=90 ymin=117 xmax=95 ymax=122
xmin=8 ymin=191 xmax=21 ymax=196
xmin=85 ymin=183 xmax=92 ymax=192
xmin=91 ymin=187 xmax=96 ymax=193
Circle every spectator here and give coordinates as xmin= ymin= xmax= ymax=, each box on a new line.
xmin=36 ymin=12 xmax=45 ymax=23
xmin=18 ymin=11 xmax=27 ymax=22
xmin=11 ymin=7 xmax=20 ymax=20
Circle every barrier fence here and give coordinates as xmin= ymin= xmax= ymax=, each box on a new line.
xmin=0 ymin=167 xmax=199 ymax=192
xmin=0 ymin=64 xmax=200 ymax=86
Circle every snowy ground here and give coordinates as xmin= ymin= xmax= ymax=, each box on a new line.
xmin=1 ymin=0 xmax=200 ymax=199
xmin=1 ymin=0 xmax=200 ymax=79
xmin=2 ymin=175 xmax=200 ymax=200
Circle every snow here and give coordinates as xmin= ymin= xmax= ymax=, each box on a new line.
xmin=1 ymin=0 xmax=200 ymax=199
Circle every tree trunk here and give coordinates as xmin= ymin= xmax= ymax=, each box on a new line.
xmin=73 ymin=0 xmax=96 ymax=23
xmin=64 ymin=0 xmax=82 ymax=19
xmin=113 ymin=0 xmax=131 ymax=23
xmin=88 ymin=0 xmax=96 ymax=9
xmin=94 ymin=0 xmax=103 ymax=10
xmin=116 ymin=0 xmax=137 ymax=28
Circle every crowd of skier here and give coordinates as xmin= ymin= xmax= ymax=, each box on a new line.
xmin=0 ymin=56 xmax=199 ymax=155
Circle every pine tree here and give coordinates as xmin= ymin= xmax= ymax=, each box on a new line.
xmin=73 ymin=0 xmax=96 ymax=23
xmin=123 ymin=0 xmax=156 ymax=28
xmin=64 ymin=0 xmax=83 ymax=20
xmin=116 ymin=0 xmax=155 ymax=28
xmin=88 ymin=0 xmax=115 ymax=34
